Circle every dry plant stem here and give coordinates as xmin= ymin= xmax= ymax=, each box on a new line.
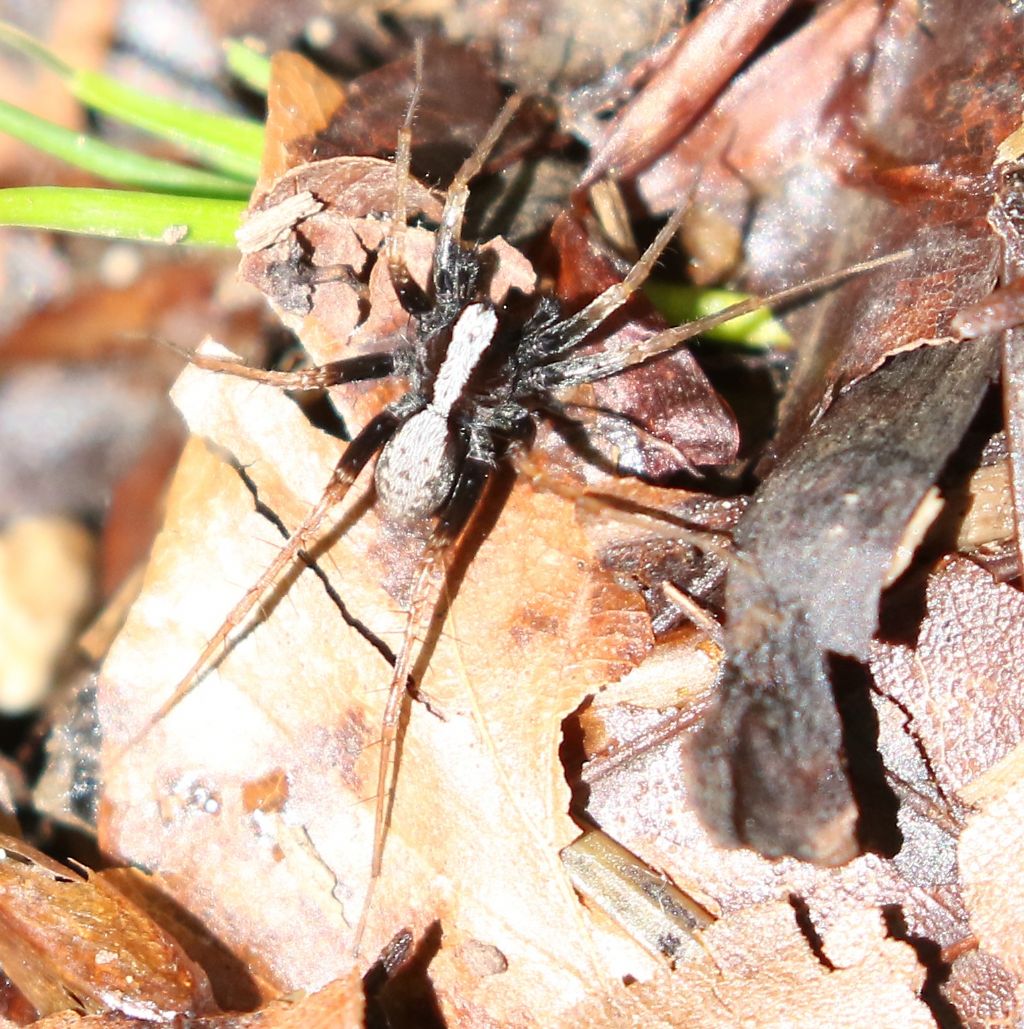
xmin=662 ymin=581 xmax=724 ymax=646
xmin=561 ymin=829 xmax=714 ymax=963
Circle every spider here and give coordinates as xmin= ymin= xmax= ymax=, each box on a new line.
xmin=135 ymin=68 xmax=903 ymax=945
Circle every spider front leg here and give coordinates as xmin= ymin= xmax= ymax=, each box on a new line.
xmin=122 ymin=409 xmax=401 ymax=751
xmin=537 ymin=249 xmax=912 ymax=389
xmin=385 ymin=40 xmax=425 ymax=309
xmin=519 ymin=188 xmax=697 ymax=369
xmin=386 ymin=88 xmax=525 ymax=323
xmin=172 ymin=343 xmax=400 ymax=391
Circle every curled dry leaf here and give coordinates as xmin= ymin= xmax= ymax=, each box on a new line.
xmin=631 ymin=0 xmax=883 ymax=279
xmin=739 ymin=0 xmax=1022 ymax=454
xmin=0 ymin=834 xmax=216 ymax=1021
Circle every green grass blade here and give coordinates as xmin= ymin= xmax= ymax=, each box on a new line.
xmin=0 ymin=22 xmax=264 ymax=181
xmin=0 ymin=187 xmax=245 ymax=246
xmin=71 ymin=72 xmax=264 ymax=181
xmin=0 ymin=100 xmax=254 ymax=198
xmin=224 ymin=38 xmax=272 ymax=95
xmin=645 ymin=282 xmax=792 ymax=348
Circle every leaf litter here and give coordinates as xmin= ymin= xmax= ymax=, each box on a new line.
xmin=0 ymin=0 xmax=1022 ymax=1025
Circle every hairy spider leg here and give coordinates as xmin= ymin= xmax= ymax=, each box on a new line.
xmin=518 ymin=171 xmax=708 ymax=369
xmin=539 ymin=202 xmax=690 ymax=353
xmin=389 ymin=90 xmax=527 ymax=327
xmin=385 ymin=39 xmax=425 ymax=300
xmin=435 ymin=93 xmax=524 ymax=251
xmin=537 ymin=249 xmax=913 ymax=389
xmin=128 ymin=407 xmax=401 ymax=748
xmin=353 ymin=454 xmax=493 ymax=953
xmin=372 ymin=455 xmax=494 ymax=873
xmin=356 ymin=95 xmax=527 ymax=880
xmin=167 ymin=341 xmax=397 ymax=390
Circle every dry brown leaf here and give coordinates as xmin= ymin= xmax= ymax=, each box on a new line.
xmin=261 ymin=52 xmax=347 ymax=184
xmin=636 ymin=0 xmax=882 ymax=222
xmin=582 ymin=0 xmax=796 ymax=185
xmin=959 ymin=744 xmax=1024 ymax=987
xmin=871 ymin=557 xmax=1024 ymax=797
xmin=9 ymin=974 xmax=362 ymax=1028
xmin=97 ymin=351 xmax=660 ymax=1021
xmin=572 ymin=904 xmax=931 ymax=1027
xmin=0 ymin=834 xmax=216 ymax=1021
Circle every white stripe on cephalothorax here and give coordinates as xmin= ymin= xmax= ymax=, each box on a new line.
xmin=431 ymin=303 xmax=498 ymax=415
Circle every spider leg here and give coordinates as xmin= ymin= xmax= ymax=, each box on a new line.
xmin=414 ymin=92 xmax=526 ymax=333
xmin=436 ymin=93 xmax=524 ymax=254
xmin=371 ymin=455 xmax=493 ymax=874
xmin=386 ymin=39 xmax=426 ymax=310
xmin=535 ymin=249 xmax=913 ymax=389
xmin=353 ymin=454 xmax=493 ymax=950
xmin=541 ymin=203 xmax=689 ymax=355
xmin=167 ymin=341 xmax=399 ymax=390
xmin=521 ymin=186 xmax=704 ymax=369
xmin=123 ymin=410 xmax=400 ymax=752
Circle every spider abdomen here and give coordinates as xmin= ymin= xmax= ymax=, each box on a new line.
xmin=375 ymin=408 xmax=458 ymax=523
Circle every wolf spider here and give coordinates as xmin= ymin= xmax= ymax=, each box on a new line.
xmin=139 ymin=74 xmax=902 ymax=943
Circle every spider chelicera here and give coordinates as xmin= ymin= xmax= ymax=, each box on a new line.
xmin=138 ymin=72 xmax=902 ymax=937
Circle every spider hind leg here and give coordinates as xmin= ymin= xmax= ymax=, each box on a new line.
xmin=354 ymin=455 xmax=493 ymax=950
xmin=122 ymin=410 xmax=400 ymax=756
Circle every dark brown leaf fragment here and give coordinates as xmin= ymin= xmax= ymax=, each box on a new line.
xmin=583 ymin=0 xmax=797 ymax=184
xmin=549 ymin=211 xmax=739 ymax=475
xmin=696 ymin=337 xmax=998 ymax=863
